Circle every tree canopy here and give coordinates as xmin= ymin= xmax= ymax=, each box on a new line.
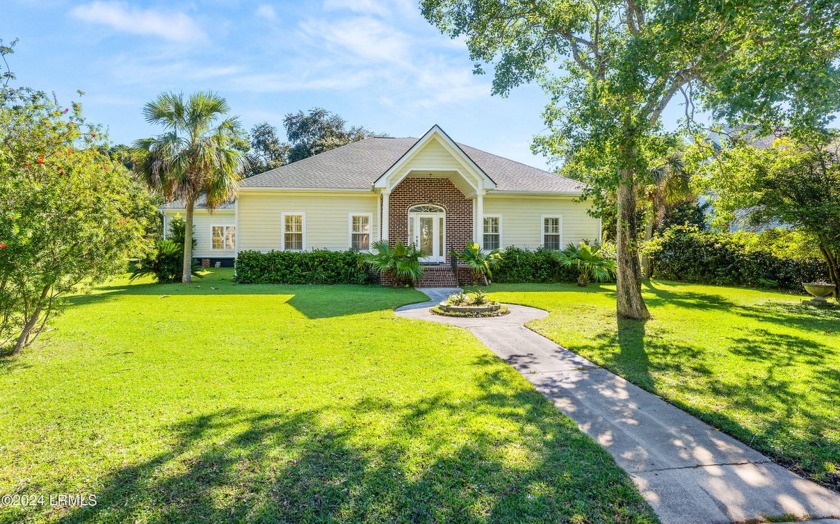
xmin=244 ymin=122 xmax=289 ymax=177
xmin=283 ymin=108 xmax=379 ymax=163
xmin=421 ymin=0 xmax=840 ymax=319
xmin=698 ymin=134 xmax=840 ymax=293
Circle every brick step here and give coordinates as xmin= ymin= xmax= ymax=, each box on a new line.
xmin=417 ymin=266 xmax=458 ymax=288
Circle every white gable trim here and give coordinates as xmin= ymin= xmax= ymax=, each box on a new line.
xmin=373 ymin=125 xmax=496 ymax=193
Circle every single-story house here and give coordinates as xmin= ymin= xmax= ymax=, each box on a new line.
xmin=160 ymin=125 xmax=600 ymax=284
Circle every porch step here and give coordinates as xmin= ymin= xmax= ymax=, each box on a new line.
xmin=417 ymin=265 xmax=458 ymax=288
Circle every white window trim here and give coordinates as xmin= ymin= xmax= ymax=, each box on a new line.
xmin=210 ymin=224 xmax=236 ymax=251
xmin=541 ymin=215 xmax=563 ymax=250
xmin=281 ymin=212 xmax=306 ymax=251
xmin=348 ymin=212 xmax=374 ymax=251
xmin=482 ymin=214 xmax=502 ymax=251
xmin=407 ymin=205 xmax=446 ymax=262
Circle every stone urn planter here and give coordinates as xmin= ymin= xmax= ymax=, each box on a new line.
xmin=803 ymin=282 xmax=836 ymax=306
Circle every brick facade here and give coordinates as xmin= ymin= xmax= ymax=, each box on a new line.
xmin=388 ymin=177 xmax=473 ymax=264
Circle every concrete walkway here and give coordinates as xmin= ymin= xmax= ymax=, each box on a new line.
xmin=395 ymin=295 xmax=840 ymax=524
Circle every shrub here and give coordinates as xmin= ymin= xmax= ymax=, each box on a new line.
xmin=556 ymin=242 xmax=616 ymax=286
xmin=132 ymin=216 xmax=198 ymax=283
xmin=235 ymin=249 xmax=371 ymax=285
xmin=492 ymin=246 xmax=583 ymax=284
xmin=0 ymin=84 xmax=150 ymax=354
xmin=364 ymin=241 xmax=423 ymax=286
xmin=471 ymin=290 xmax=489 ymax=305
xmin=648 ymin=226 xmax=829 ymax=290
xmin=132 ymin=240 xmax=192 ymax=283
xmin=450 ymin=242 xmax=501 ymax=285
xmin=446 ymin=292 xmax=469 ymax=305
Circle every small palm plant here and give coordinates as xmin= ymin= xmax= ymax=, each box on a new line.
xmin=365 ymin=240 xmax=424 ymax=286
xmin=450 ymin=242 xmax=502 ymax=286
xmin=556 ymin=242 xmax=616 ymax=286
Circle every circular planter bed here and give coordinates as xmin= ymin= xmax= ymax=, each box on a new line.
xmin=432 ymin=302 xmax=510 ymax=318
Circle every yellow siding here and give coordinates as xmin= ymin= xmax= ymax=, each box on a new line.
xmin=395 ymin=137 xmax=464 ymax=175
xmin=483 ymin=196 xmax=600 ymax=249
xmin=238 ymin=192 xmax=379 ymax=252
xmin=162 ymin=210 xmax=236 ymax=258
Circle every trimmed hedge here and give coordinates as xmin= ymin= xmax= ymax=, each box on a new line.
xmin=492 ymin=246 xmax=582 ymax=284
xmin=649 ymin=227 xmax=829 ymax=290
xmin=235 ymin=249 xmax=372 ymax=285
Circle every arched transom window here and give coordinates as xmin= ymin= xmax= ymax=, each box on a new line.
xmin=408 ymin=204 xmax=445 ymax=214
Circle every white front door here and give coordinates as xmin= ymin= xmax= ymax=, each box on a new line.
xmin=412 ymin=214 xmax=445 ymax=263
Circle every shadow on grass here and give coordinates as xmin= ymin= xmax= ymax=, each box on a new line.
xmin=587 ymin=317 xmax=707 ymax=395
xmin=493 ymin=283 xmax=839 ymax=491
xmin=643 ymin=281 xmax=738 ymax=311
xmin=0 ymin=348 xmax=30 ymax=375
xmin=66 ymin=274 xmax=424 ymax=320
xmin=49 ymin=368 xmax=654 ymax=523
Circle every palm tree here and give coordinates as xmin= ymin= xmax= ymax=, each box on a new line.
xmin=556 ymin=242 xmax=616 ymax=286
xmin=450 ymin=242 xmax=501 ymax=286
xmin=640 ymin=149 xmax=694 ymax=279
xmin=135 ymin=92 xmax=246 ymax=283
xmin=365 ymin=241 xmax=424 ymax=286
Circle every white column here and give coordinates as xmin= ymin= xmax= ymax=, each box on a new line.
xmin=381 ymin=191 xmax=390 ymax=242
xmin=476 ymin=190 xmax=484 ymax=248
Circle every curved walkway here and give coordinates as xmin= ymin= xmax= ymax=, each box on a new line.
xmin=396 ymin=293 xmax=840 ymax=524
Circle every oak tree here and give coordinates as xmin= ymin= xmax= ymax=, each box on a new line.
xmin=421 ymin=0 xmax=840 ymax=318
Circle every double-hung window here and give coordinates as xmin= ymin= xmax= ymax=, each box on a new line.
xmin=282 ymin=213 xmax=304 ymax=251
xmin=543 ymin=216 xmax=562 ymax=250
xmin=483 ymin=216 xmax=500 ymax=250
xmin=350 ymin=214 xmax=371 ymax=250
xmin=212 ymin=226 xmax=235 ymax=250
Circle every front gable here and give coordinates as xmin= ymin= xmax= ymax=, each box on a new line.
xmin=373 ymin=125 xmax=496 ymax=197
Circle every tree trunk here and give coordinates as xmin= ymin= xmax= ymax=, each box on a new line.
xmin=819 ymin=244 xmax=840 ymax=298
xmin=183 ymin=198 xmax=195 ymax=284
xmin=12 ymin=286 xmax=48 ymax=355
xmin=616 ymin=170 xmax=651 ymax=320
xmin=641 ymin=213 xmax=655 ymax=279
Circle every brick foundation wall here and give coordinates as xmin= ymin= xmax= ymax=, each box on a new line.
xmin=389 ymin=178 xmax=473 ymax=264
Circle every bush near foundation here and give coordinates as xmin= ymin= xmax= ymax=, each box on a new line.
xmin=235 ymin=249 xmax=372 ymax=285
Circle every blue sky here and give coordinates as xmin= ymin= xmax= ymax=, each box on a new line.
xmin=3 ymin=0 xmax=691 ymax=170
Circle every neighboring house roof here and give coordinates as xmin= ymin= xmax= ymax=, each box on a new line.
xmin=239 ymin=133 xmax=585 ymax=194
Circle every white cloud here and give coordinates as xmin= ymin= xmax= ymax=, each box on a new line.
xmin=299 ymin=17 xmax=411 ymax=65
xmin=280 ymin=10 xmax=490 ymax=109
xmin=228 ymin=71 xmax=372 ymax=93
xmin=69 ymin=2 xmax=206 ymax=43
xmin=108 ymin=56 xmax=243 ymax=86
xmin=322 ymin=0 xmax=391 ymax=16
xmin=256 ymin=4 xmax=277 ymax=21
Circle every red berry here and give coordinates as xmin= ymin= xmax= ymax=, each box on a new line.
xmin=36 ymin=154 xmax=45 ymax=164
xmin=0 ymin=243 xmax=6 ymax=249
xmin=64 ymin=108 xmax=69 ymax=113
xmin=90 ymin=133 xmax=96 ymax=138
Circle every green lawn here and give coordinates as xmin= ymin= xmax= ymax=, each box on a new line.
xmin=0 ymin=270 xmax=655 ymax=524
xmin=486 ymin=281 xmax=840 ymax=491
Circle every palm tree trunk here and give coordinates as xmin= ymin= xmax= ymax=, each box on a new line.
xmin=616 ymin=167 xmax=651 ymax=320
xmin=183 ymin=198 xmax=195 ymax=284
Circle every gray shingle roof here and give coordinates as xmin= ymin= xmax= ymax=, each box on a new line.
xmin=159 ymin=195 xmax=235 ymax=211
xmin=239 ymin=137 xmax=585 ymax=194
